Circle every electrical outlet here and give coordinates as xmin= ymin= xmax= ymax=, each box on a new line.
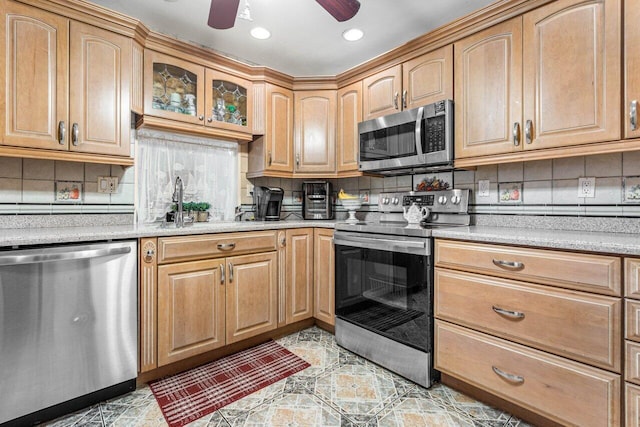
xmin=578 ymin=177 xmax=596 ymax=198
xmin=108 ymin=177 xmax=118 ymax=193
xmin=478 ymin=180 xmax=490 ymax=197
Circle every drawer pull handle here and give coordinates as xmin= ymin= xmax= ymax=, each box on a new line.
xmin=492 ymin=259 xmax=524 ymax=270
xmin=492 ymin=306 xmax=525 ymax=320
xmin=492 ymin=366 xmax=524 ymax=384
xmin=217 ymin=243 xmax=236 ymax=251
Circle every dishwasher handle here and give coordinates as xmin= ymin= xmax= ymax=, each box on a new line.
xmin=0 ymin=246 xmax=132 ymax=266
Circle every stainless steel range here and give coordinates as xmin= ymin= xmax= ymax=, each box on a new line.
xmin=334 ymin=189 xmax=470 ymax=387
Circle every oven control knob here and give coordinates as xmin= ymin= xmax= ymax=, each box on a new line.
xmin=382 ymin=197 xmax=390 ymax=205
xmin=438 ymin=195 xmax=448 ymax=205
xmin=392 ymin=197 xmax=399 ymax=205
xmin=451 ymin=195 xmax=461 ymax=205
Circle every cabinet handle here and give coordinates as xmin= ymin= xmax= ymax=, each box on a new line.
xmin=296 ymin=153 xmax=300 ymax=168
xmin=217 ymin=242 xmax=236 ymax=251
xmin=280 ymin=236 xmax=286 ymax=247
xmin=220 ymin=263 xmax=225 ymax=284
xmin=524 ymin=120 xmax=533 ymax=144
xmin=492 ymin=305 xmax=525 ymax=319
xmin=58 ymin=121 xmax=66 ymax=145
xmin=492 ymin=259 xmax=524 ymax=271
xmin=492 ymin=366 xmax=524 ymax=384
xmin=228 ymin=262 xmax=234 ymax=282
xmin=268 ymin=151 xmax=272 ymax=166
xmin=71 ymin=123 xmax=79 ymax=146
xmin=393 ymin=92 xmax=399 ymax=110
xmin=402 ymin=90 xmax=407 ymax=109
xmin=512 ymin=122 xmax=520 ymax=146
xmin=631 ymin=100 xmax=638 ymax=131
xmin=198 ymin=115 xmax=204 ymax=121
xmin=207 ymin=117 xmax=213 ymax=123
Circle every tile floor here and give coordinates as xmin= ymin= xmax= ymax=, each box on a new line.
xmin=43 ymin=327 xmax=532 ymax=427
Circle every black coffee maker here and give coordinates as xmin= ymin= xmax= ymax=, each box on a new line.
xmin=253 ymin=186 xmax=284 ymax=221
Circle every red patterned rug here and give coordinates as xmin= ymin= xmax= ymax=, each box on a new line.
xmin=149 ymin=340 xmax=310 ymax=427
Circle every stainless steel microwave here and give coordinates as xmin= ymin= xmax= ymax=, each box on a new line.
xmin=358 ymin=99 xmax=453 ymax=174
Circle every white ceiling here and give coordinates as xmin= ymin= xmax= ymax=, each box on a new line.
xmin=89 ymin=0 xmax=496 ymax=76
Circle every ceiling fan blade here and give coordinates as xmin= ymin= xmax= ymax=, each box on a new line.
xmin=316 ymin=0 xmax=361 ymax=22
xmin=208 ymin=0 xmax=240 ymax=29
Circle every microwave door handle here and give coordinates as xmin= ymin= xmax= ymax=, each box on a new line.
xmin=415 ymin=106 xmax=425 ymax=156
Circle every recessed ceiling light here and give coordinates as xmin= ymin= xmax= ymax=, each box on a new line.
xmin=342 ymin=28 xmax=364 ymax=42
xmin=250 ymin=27 xmax=271 ymax=40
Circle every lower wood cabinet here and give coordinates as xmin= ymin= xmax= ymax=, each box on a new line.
xmin=314 ymin=228 xmax=335 ymax=326
xmin=158 ymin=259 xmax=226 ymax=366
xmin=225 ymin=252 xmax=278 ymax=344
xmin=628 ymin=383 xmax=640 ymax=427
xmin=435 ymin=320 xmax=620 ymax=427
xmin=285 ymin=228 xmax=314 ymax=325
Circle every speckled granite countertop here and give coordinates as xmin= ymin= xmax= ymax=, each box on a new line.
xmin=0 ymin=220 xmax=337 ymax=247
xmin=432 ymin=226 xmax=640 ymax=256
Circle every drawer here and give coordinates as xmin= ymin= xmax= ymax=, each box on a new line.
xmin=435 ymin=320 xmax=621 ymax=427
xmin=627 ymin=383 xmax=640 ymax=427
xmin=627 ymin=299 xmax=640 ymax=342
xmin=627 ymin=258 xmax=640 ymax=298
xmin=158 ymin=231 xmax=277 ymax=264
xmin=435 ymin=268 xmax=621 ymax=372
xmin=627 ymin=341 xmax=640 ymax=385
xmin=434 ymin=239 xmax=621 ymax=296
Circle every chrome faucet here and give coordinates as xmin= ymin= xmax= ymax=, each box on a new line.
xmin=172 ymin=176 xmax=184 ymax=227
xmin=234 ymin=206 xmax=244 ymax=221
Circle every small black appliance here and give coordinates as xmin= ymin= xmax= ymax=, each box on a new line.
xmin=302 ymin=181 xmax=333 ymax=220
xmin=253 ymin=186 xmax=284 ymax=221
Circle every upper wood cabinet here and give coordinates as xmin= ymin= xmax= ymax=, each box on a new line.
xmin=0 ymin=1 xmax=131 ymax=159
xmin=625 ymin=0 xmax=640 ymax=139
xmin=454 ymin=18 xmax=523 ymax=159
xmin=247 ymin=83 xmax=294 ymax=177
xmin=294 ymin=90 xmax=337 ymax=174
xmin=143 ymin=49 xmax=252 ymax=141
xmin=363 ymin=45 xmax=453 ymax=120
xmin=455 ymin=0 xmax=621 ymax=160
xmin=337 ymin=82 xmax=362 ymax=173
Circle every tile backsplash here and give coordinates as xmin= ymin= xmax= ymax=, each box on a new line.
xmin=249 ymin=151 xmax=640 ymax=218
xmin=0 ymin=157 xmax=134 ymax=214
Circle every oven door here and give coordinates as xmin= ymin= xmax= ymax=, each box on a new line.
xmin=334 ymin=231 xmax=433 ymax=352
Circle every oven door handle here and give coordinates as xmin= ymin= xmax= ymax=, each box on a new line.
xmin=334 ymin=232 xmax=429 ymax=255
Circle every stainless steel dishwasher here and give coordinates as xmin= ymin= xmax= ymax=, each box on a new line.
xmin=0 ymin=240 xmax=137 ymax=426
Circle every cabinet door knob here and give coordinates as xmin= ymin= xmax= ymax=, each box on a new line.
xmin=492 ymin=305 xmax=525 ymax=319
xmin=512 ymin=122 xmax=520 ymax=146
xmin=524 ymin=120 xmax=533 ymax=144
xmin=207 ymin=117 xmax=213 ymax=123
xmin=217 ymin=242 xmax=236 ymax=251
xmin=71 ymin=123 xmax=79 ymax=146
xmin=492 ymin=259 xmax=524 ymax=271
xmin=58 ymin=121 xmax=66 ymax=145
xmin=492 ymin=366 xmax=524 ymax=384
xmin=198 ymin=115 xmax=204 ymax=121
xmin=631 ymin=100 xmax=638 ymax=131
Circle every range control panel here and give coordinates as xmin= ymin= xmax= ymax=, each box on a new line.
xmin=378 ymin=189 xmax=469 ymax=214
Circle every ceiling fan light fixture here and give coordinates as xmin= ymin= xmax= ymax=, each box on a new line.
xmin=250 ymin=27 xmax=271 ymax=40
xmin=342 ymin=28 xmax=364 ymax=41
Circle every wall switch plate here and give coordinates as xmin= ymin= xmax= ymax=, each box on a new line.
xmin=97 ymin=177 xmax=118 ymax=194
xmin=578 ymin=177 xmax=595 ymax=198
xmin=478 ymin=180 xmax=490 ymax=197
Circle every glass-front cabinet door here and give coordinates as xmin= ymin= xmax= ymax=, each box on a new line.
xmin=144 ymin=50 xmax=205 ymax=125
xmin=205 ymin=69 xmax=252 ymax=133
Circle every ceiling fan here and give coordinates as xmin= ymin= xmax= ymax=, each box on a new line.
xmin=208 ymin=0 xmax=361 ymax=30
